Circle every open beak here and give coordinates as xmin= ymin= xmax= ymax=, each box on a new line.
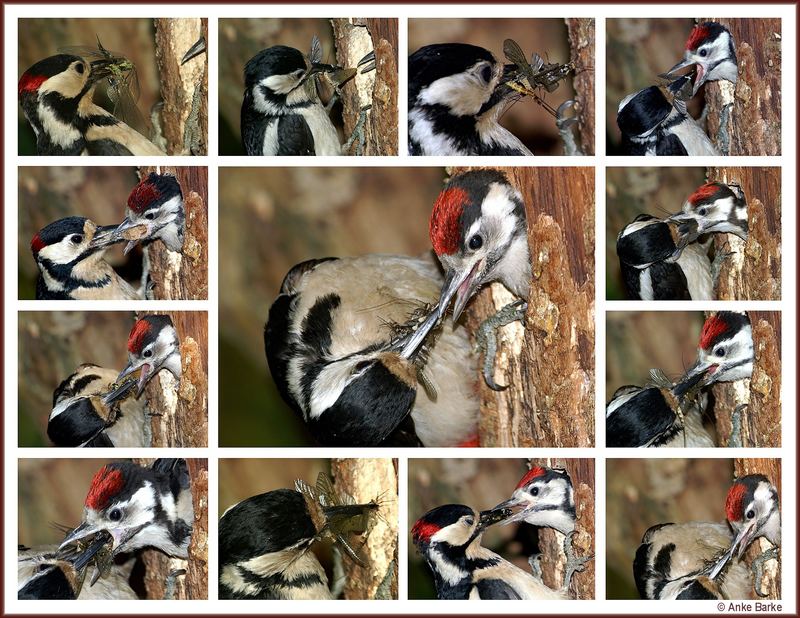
xmin=678 ymin=357 xmax=718 ymax=389
xmin=486 ymin=495 xmax=533 ymax=525
xmin=662 ymin=57 xmax=705 ymax=96
xmin=708 ymin=520 xmax=759 ymax=580
xmin=478 ymin=505 xmax=514 ymax=531
xmin=59 ymin=522 xmax=145 ymax=559
xmin=109 ymin=217 xmax=144 ymax=255
xmin=437 ymin=261 xmax=483 ymax=323
xmin=88 ymin=224 xmax=123 ymax=250
xmin=114 ymin=359 xmax=153 ymax=398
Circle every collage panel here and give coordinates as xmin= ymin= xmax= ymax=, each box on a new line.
xmin=218 ymin=458 xmax=398 ymax=600
xmin=408 ymin=458 xmax=595 ymax=600
xmin=606 ymin=311 xmax=780 ymax=448
xmin=407 ymin=18 xmax=594 ymax=156
xmin=18 ymin=18 xmax=207 ymax=156
xmin=19 ymin=311 xmax=209 ymax=448
xmin=19 ymin=166 xmax=209 ymax=301
xmin=18 ymin=458 xmax=208 ymax=599
xmin=218 ymin=18 xmax=398 ymax=156
xmin=219 ymin=166 xmax=594 ymax=448
xmin=606 ymin=457 xmax=781 ymax=600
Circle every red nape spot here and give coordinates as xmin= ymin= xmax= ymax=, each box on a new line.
xmin=30 ymin=233 xmax=46 ymax=254
xmin=18 ymin=73 xmax=47 ymax=96
xmin=128 ymin=318 xmax=152 ymax=354
xmin=458 ymin=435 xmax=480 ymax=448
xmin=515 ymin=466 xmax=547 ymax=490
xmin=699 ymin=313 xmax=729 ymax=350
xmin=85 ymin=466 xmax=124 ymax=510
xmin=688 ymin=182 xmax=720 ymax=206
xmin=686 ymin=25 xmax=711 ymax=51
xmin=127 ymin=178 xmax=162 ymax=214
xmin=429 ymin=187 xmax=469 ymax=257
xmin=411 ymin=519 xmax=441 ymax=543
xmin=725 ymin=482 xmax=748 ymax=523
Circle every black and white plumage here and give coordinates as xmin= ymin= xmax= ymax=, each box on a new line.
xmin=681 ymin=311 xmax=753 ymax=386
xmin=111 ymin=172 xmax=185 ymax=254
xmin=59 ymin=459 xmax=193 ymax=560
xmin=48 ymin=363 xmax=148 ymax=448
xmin=412 ymin=504 xmax=567 ymax=600
xmin=241 ymin=45 xmax=340 ymax=156
xmin=264 ymin=255 xmax=478 ymax=447
xmin=670 ymin=181 xmax=748 ymax=239
xmin=219 ymin=489 xmax=332 ymax=600
xmin=489 ymin=467 xmax=577 ymax=534
xmin=31 ymin=216 xmax=139 ymax=300
xmin=663 ymin=22 xmax=738 ymax=96
xmin=18 ymin=54 xmax=164 ymax=156
xmin=616 ymin=214 xmax=712 ymax=300
xmin=408 ymin=43 xmax=532 ymax=156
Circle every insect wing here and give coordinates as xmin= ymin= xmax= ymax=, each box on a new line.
xmin=309 ymin=34 xmax=323 ymax=64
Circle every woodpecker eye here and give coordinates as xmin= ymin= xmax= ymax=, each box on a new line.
xmin=530 ymin=487 xmax=539 ymax=497
xmin=468 ymin=235 xmax=483 ymax=250
xmin=746 ymin=509 xmax=755 ymax=520
xmin=143 ymin=349 xmax=153 ymax=358
xmin=714 ymin=347 xmax=725 ymax=357
xmin=464 ymin=516 xmax=474 ymax=526
xmin=145 ymin=212 xmax=156 ymax=220
xmin=108 ymin=508 xmax=122 ymax=521
xmin=70 ymin=235 xmax=83 ymax=244
xmin=698 ymin=207 xmax=707 ymax=215
xmin=699 ymin=49 xmax=708 ymax=57
xmin=479 ymin=65 xmax=493 ymax=83
xmin=293 ymin=69 xmax=305 ymax=79
xmin=75 ymin=62 xmax=86 ymax=75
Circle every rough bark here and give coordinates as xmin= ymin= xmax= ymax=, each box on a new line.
xmin=704 ymin=18 xmax=781 ymax=156
xmin=331 ymin=18 xmax=398 ymax=156
xmin=135 ymin=458 xmax=208 ymax=599
xmin=711 ymin=311 xmax=781 ymax=447
xmin=454 ymin=166 xmax=594 ymax=447
xmin=707 ymin=167 xmax=781 ymax=300
xmin=139 ymin=311 xmax=208 ymax=447
xmin=566 ymin=18 xmax=595 ymax=155
xmin=138 ymin=166 xmax=209 ymax=300
xmin=534 ymin=458 xmax=594 ymax=599
xmin=330 ymin=458 xmax=398 ymax=600
xmin=154 ymin=18 xmax=208 ymax=155
xmin=733 ymin=458 xmax=781 ymax=599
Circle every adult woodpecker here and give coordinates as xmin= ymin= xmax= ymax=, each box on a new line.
xmin=429 ymin=168 xmax=530 ymax=389
xmin=48 ymin=363 xmax=148 ymax=448
xmin=408 ymin=43 xmax=532 ymax=156
xmin=31 ymin=216 xmax=139 ymax=300
xmin=110 ymin=172 xmax=186 ymax=255
xmin=412 ymin=504 xmax=568 ymax=599
xmin=681 ymin=311 xmax=753 ymax=387
xmin=18 ymin=54 xmax=164 ymax=156
xmin=264 ymin=255 xmax=478 ymax=447
xmin=58 ymin=459 xmax=193 ymax=561
xmin=616 ymin=213 xmax=713 ymax=300
xmin=219 ymin=489 xmax=333 ymax=599
xmin=670 ymin=181 xmax=748 ymax=239
xmin=663 ymin=22 xmax=738 ymax=97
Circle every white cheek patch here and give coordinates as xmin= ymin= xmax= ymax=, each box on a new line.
xmin=620 ymin=218 xmax=657 ymax=238
xmin=262 ymin=73 xmax=302 ymax=96
xmin=418 ymin=70 xmax=492 ymax=116
xmin=308 ymin=359 xmax=359 ymax=419
xmin=39 ymin=237 xmax=85 ymax=264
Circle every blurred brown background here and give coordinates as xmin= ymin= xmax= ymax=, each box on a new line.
xmin=219 ymin=167 xmax=446 ymax=446
xmin=18 ymin=312 xmax=135 ymax=447
xmin=606 ymin=167 xmax=706 ymax=299
xmin=409 ymin=18 xmax=580 ymax=155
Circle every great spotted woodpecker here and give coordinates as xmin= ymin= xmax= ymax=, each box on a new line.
xmin=681 ymin=311 xmax=753 ymax=387
xmin=18 ymin=54 xmax=164 ymax=156
xmin=670 ymin=181 xmax=748 ymax=239
xmin=264 ymin=255 xmax=478 ymax=447
xmin=663 ymin=22 xmax=738 ymax=97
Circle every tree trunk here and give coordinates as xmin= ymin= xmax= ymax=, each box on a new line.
xmin=733 ymin=458 xmax=781 ymax=599
xmin=330 ymin=458 xmax=398 ymax=600
xmin=139 ymin=311 xmax=208 ymax=447
xmin=706 ymin=166 xmax=781 ymax=300
xmin=534 ymin=458 xmax=594 ymax=599
xmin=135 ymin=458 xmax=208 ymax=599
xmin=331 ymin=18 xmax=398 ymax=156
xmin=711 ymin=311 xmax=781 ymax=447
xmin=566 ymin=18 xmax=595 ymax=155
xmin=138 ymin=166 xmax=209 ymax=300
xmin=704 ymin=18 xmax=781 ymax=156
xmin=453 ymin=166 xmax=594 ymax=447
xmin=154 ymin=18 xmax=208 ymax=155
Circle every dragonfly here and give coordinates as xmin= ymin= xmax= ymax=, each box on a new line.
xmin=502 ymin=38 xmax=575 ymax=118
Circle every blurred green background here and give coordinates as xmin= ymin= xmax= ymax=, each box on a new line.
xmin=18 ymin=18 xmax=161 ymax=156
xmin=606 ymin=458 xmax=735 ymax=599
xmin=605 ymin=167 xmax=706 ymax=299
xmin=218 ymin=167 xmax=446 ymax=446
xmin=409 ymin=18 xmax=579 ymax=155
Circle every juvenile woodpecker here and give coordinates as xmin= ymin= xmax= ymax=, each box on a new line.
xmin=682 ymin=311 xmax=753 ymax=386
xmin=31 ymin=216 xmax=139 ymax=300
xmin=111 ymin=172 xmax=186 ymax=254
xmin=412 ymin=504 xmax=568 ymax=599
xmin=18 ymin=54 xmax=164 ymax=156
xmin=663 ymin=22 xmax=738 ymax=96
xmin=264 ymin=255 xmax=478 ymax=447
xmin=58 ymin=459 xmax=193 ymax=561
xmin=670 ymin=181 xmax=748 ymax=239
xmin=48 ymin=363 xmax=148 ymax=448
xmin=429 ymin=169 xmax=530 ymax=389
xmin=616 ymin=213 xmax=713 ymax=300
xmin=616 ymin=78 xmax=720 ymax=156
xmin=408 ymin=43 xmax=532 ymax=156
xmin=219 ymin=489 xmax=333 ymax=600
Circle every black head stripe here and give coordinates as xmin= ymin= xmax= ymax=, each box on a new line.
xmin=244 ymin=46 xmax=306 ymax=87
xmin=409 ymin=43 xmax=496 ymax=103
xmin=35 ymin=216 xmax=89 ymax=248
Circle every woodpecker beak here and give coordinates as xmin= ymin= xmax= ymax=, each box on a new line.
xmin=662 ymin=58 xmax=704 ymax=96
xmin=88 ymin=224 xmax=123 ymax=250
xmin=109 ymin=217 xmax=144 ymax=255
xmin=58 ymin=530 xmax=113 ymax=573
xmin=437 ymin=260 xmax=483 ymax=323
xmin=181 ymin=35 xmax=207 ymax=66
xmin=708 ymin=520 xmax=760 ymax=580
xmin=100 ymin=373 xmax=138 ymax=405
xmin=356 ymin=50 xmax=376 ymax=73
xmin=115 ymin=360 xmax=154 ymax=397
xmin=478 ymin=506 xmax=513 ymax=530
xmin=58 ymin=521 xmax=146 ymax=557
xmin=397 ymin=308 xmax=441 ymax=360
xmin=678 ymin=357 xmax=718 ymax=390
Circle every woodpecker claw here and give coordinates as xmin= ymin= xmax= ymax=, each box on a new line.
xmin=475 ymin=300 xmax=527 ymax=391
xmin=562 ymin=530 xmax=593 ymax=591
